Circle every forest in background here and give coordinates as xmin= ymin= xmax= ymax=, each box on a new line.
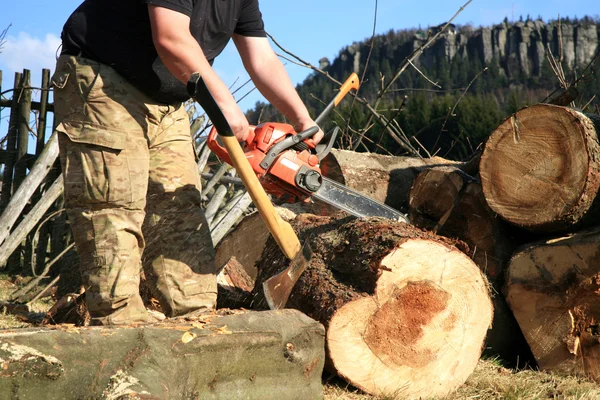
xmin=247 ymin=16 xmax=600 ymax=161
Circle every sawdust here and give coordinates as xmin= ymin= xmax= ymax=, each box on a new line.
xmin=364 ymin=281 xmax=449 ymax=368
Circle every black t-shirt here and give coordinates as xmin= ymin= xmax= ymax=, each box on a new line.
xmin=61 ymin=0 xmax=266 ymax=104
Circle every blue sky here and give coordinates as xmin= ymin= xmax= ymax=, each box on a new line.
xmin=0 ymin=0 xmax=596 ymax=141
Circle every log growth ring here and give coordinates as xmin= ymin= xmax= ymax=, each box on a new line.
xmin=480 ymin=104 xmax=599 ymax=230
xmin=327 ymin=239 xmax=492 ymax=399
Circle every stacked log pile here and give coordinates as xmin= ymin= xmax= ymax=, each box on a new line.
xmin=216 ymin=103 xmax=600 ymax=394
xmin=478 ymin=104 xmax=600 ymax=381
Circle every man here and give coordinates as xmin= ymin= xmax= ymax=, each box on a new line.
xmin=52 ymin=0 xmax=323 ymax=325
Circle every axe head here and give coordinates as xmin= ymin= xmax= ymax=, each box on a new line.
xmin=262 ymin=239 xmax=313 ymax=310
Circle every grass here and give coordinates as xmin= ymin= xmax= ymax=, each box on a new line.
xmin=0 ymin=274 xmax=53 ymax=329
xmin=323 ymin=358 xmax=600 ymax=400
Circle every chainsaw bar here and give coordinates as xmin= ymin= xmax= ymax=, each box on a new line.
xmin=314 ymin=178 xmax=410 ymax=223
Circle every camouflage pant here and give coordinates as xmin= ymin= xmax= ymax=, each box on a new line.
xmin=52 ymin=55 xmax=217 ymax=325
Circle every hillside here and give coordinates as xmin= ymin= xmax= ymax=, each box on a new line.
xmin=247 ymin=17 xmax=600 ymax=160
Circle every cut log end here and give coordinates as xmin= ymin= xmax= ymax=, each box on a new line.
xmin=327 ymin=239 xmax=493 ymax=399
xmin=480 ymin=104 xmax=600 ymax=231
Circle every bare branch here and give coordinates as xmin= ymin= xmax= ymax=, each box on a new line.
xmin=267 ymin=32 xmax=342 ymax=86
xmin=0 ymin=24 xmax=10 ymax=54
xmin=408 ymin=59 xmax=441 ymax=88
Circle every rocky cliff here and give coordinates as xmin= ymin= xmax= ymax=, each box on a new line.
xmin=328 ymin=19 xmax=599 ymax=80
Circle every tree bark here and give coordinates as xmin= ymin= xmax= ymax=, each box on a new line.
xmin=504 ymin=227 xmax=600 ymax=381
xmin=480 ymin=104 xmax=600 ymax=232
xmin=253 ymin=215 xmax=492 ymax=399
xmin=408 ymin=166 xmax=512 ymax=284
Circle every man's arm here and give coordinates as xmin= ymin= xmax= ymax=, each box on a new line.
xmin=148 ymin=5 xmax=249 ymax=140
xmin=233 ymin=35 xmax=324 ymax=143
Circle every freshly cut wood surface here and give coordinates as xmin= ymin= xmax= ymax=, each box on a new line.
xmin=480 ymin=104 xmax=600 ymax=232
xmin=254 ymin=215 xmax=493 ymax=399
xmin=505 ymin=227 xmax=600 ymax=381
xmin=408 ymin=166 xmax=512 ymax=283
xmin=215 ymin=212 xmax=268 ymax=279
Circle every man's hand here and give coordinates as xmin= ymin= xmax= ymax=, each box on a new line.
xmin=295 ymin=119 xmax=324 ymax=145
xmin=222 ymin=104 xmax=250 ymax=142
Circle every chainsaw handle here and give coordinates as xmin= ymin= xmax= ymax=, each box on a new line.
xmin=259 ymin=126 xmax=319 ymax=170
xmin=206 ymin=125 xmax=255 ymax=166
xmin=315 ymin=73 xmax=360 ymax=126
xmin=315 ymin=127 xmax=339 ymax=161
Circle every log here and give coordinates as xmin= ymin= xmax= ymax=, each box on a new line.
xmin=408 ymin=166 xmax=532 ymax=365
xmin=0 ymin=72 xmax=22 ymax=211
xmin=205 ymin=184 xmax=228 ymax=224
xmin=504 ymin=227 xmax=600 ymax=381
xmin=408 ymin=166 xmax=512 ymax=283
xmin=253 ymin=215 xmax=493 ymax=399
xmin=480 ymin=104 xmax=600 ymax=232
xmin=319 ymin=149 xmax=462 ymax=213
xmin=215 ymin=212 xmax=268 ymax=280
xmin=0 ymin=310 xmax=325 ymax=399
xmin=217 ymin=256 xmax=255 ymax=293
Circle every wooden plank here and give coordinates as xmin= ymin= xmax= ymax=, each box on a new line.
xmin=0 ymin=134 xmax=59 ymax=247
xmin=0 ymin=98 xmax=54 ymax=112
xmin=0 ymin=175 xmax=63 ymax=267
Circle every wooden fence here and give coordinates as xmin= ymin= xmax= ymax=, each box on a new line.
xmin=0 ymin=68 xmax=71 ymax=281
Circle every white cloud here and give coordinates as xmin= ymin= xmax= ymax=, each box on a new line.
xmin=0 ymin=32 xmax=61 ymax=74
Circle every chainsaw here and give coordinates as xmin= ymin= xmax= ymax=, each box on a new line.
xmin=206 ymin=73 xmax=409 ymax=223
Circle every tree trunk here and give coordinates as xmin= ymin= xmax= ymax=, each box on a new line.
xmin=504 ymin=227 xmax=600 ymax=381
xmin=408 ymin=166 xmax=512 ymax=284
xmin=319 ymin=149 xmax=462 ymax=214
xmin=480 ymin=104 xmax=600 ymax=232
xmin=253 ymin=215 xmax=492 ymax=399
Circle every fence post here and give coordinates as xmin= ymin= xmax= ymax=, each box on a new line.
xmin=0 ymin=72 xmax=22 ymax=212
xmin=13 ymin=69 xmax=32 ymax=191
xmin=36 ymin=69 xmax=51 ymax=155
xmin=33 ymin=69 xmax=53 ymax=270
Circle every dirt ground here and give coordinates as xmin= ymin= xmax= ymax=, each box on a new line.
xmin=2 ymin=277 xmax=600 ymax=400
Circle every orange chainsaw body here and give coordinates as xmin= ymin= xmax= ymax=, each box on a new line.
xmin=207 ymin=122 xmax=322 ymax=203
